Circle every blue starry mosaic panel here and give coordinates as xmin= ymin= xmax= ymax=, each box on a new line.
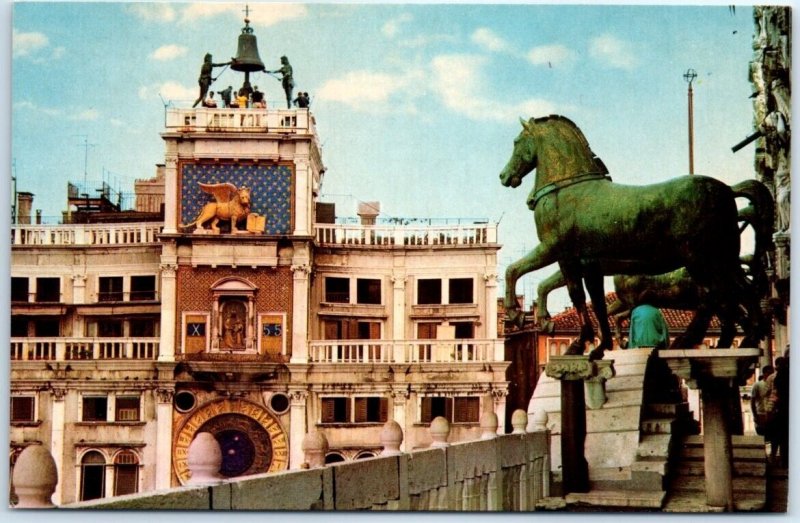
xmin=181 ymin=163 xmax=293 ymax=234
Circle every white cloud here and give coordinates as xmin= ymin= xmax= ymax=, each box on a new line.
xmin=316 ymin=69 xmax=422 ymax=113
xmin=471 ymin=28 xmax=510 ymax=53
xmin=589 ymin=34 xmax=638 ymax=69
xmin=527 ymin=44 xmax=576 ymax=67
xmin=139 ymin=82 xmax=197 ymax=103
xmin=70 ymin=109 xmax=100 ymax=121
xmin=51 ymin=46 xmax=65 ymax=60
xmin=13 ymin=29 xmax=49 ymax=58
xmin=151 ymin=44 xmax=188 ymax=61
xmin=13 ymin=99 xmax=61 ymax=116
xmin=382 ymin=13 xmax=413 ymax=38
xmin=399 ymin=34 xmax=459 ymax=49
xmin=180 ymin=3 xmax=306 ymax=26
xmin=127 ymin=3 xmax=176 ymax=22
xmin=431 ymin=54 xmax=560 ymax=122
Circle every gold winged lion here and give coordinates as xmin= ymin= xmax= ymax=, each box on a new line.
xmin=182 ymin=182 xmax=251 ymax=234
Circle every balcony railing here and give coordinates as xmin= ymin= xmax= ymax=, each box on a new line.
xmin=314 ymin=223 xmax=497 ymax=247
xmin=308 ymin=339 xmax=504 ymax=364
xmin=12 ymin=223 xmax=162 ymax=246
xmin=10 ymin=337 xmax=160 ymax=361
xmin=164 ymin=107 xmax=316 ymax=135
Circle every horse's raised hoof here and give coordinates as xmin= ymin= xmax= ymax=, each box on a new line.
xmin=538 ymin=317 xmax=554 ymax=334
xmin=588 ymin=348 xmax=605 ymax=361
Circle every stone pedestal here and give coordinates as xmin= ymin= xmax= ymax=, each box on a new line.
xmin=658 ymin=349 xmax=760 ymax=511
xmin=545 ymin=356 xmax=616 ymax=495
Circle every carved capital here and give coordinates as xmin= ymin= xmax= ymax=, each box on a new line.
xmin=391 ymin=387 xmax=410 ymax=403
xmin=160 ymin=263 xmax=178 ymax=277
xmin=289 ymin=389 xmax=308 ymax=405
xmin=156 ymin=388 xmax=175 ymax=404
xmin=483 ymin=272 xmax=498 ymax=283
xmin=71 ymin=274 xmax=87 ymax=285
xmin=50 ymin=387 xmax=67 ymax=401
xmin=490 ymin=388 xmax=508 ymax=401
xmin=391 ymin=275 xmax=407 ymax=288
xmin=545 ymin=356 xmax=597 ymax=381
xmin=291 ymin=264 xmax=312 ymax=276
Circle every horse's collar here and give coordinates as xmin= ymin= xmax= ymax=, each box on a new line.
xmin=529 ymin=172 xmax=612 ymax=210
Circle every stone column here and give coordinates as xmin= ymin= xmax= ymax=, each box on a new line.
xmin=71 ymin=274 xmax=87 ymax=304
xmin=158 ymin=262 xmax=178 ymax=361
xmin=162 ymin=156 xmax=178 ymax=234
xmin=293 ymin=158 xmax=310 ymax=236
xmin=391 ymin=388 xmax=409 ymax=451
xmin=154 ymin=388 xmax=175 ymax=490
xmin=483 ymin=272 xmax=498 ymax=340
xmin=544 ymin=356 xmax=611 ymax=495
xmin=289 ymin=390 xmax=309 ymax=469
xmin=391 ymin=275 xmax=406 ymax=362
xmin=290 ymin=264 xmax=311 ymax=363
xmin=49 ymin=388 xmax=66 ymax=504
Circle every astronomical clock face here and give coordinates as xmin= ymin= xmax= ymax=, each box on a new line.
xmin=173 ymin=398 xmax=289 ymax=484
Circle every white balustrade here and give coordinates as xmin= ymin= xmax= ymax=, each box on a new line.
xmin=12 ymin=223 xmax=162 ymax=246
xmin=307 ymin=339 xmax=500 ymax=364
xmin=314 ymin=223 xmax=497 ymax=247
xmin=164 ymin=108 xmax=315 ymax=135
xmin=9 ymin=337 xmax=160 ymax=361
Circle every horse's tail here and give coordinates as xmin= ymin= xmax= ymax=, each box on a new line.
xmin=732 ymin=179 xmax=775 ymax=296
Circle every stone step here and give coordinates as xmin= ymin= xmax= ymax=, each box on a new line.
xmin=676 ymin=460 xmax=766 ymax=477
xmin=636 ymin=434 xmax=672 ymax=461
xmin=641 ymin=417 xmax=677 ymax=434
xmin=679 ymin=446 xmax=766 ymax=462
xmin=644 ymin=402 xmax=689 ymax=417
xmin=670 ymin=475 xmax=766 ymax=494
xmin=564 ymin=489 xmax=666 ymax=509
xmin=683 ymin=434 xmax=765 ymax=448
xmin=663 ymin=489 xmax=766 ymax=512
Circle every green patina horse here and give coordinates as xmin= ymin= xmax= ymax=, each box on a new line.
xmin=499 ymin=115 xmax=772 ymax=360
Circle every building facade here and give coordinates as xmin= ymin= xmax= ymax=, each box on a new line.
xmin=10 ymin=105 xmax=507 ymax=504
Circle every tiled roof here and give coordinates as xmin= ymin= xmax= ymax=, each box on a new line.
xmin=551 ymin=292 xmax=726 ymax=333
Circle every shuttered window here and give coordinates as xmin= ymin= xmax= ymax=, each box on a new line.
xmin=321 ymin=397 xmax=350 ymax=423
xmin=421 ymin=397 xmax=453 ymax=423
xmin=113 ymin=451 xmax=139 ymax=496
xmin=11 ymin=396 xmax=35 ymax=422
xmin=354 ymin=397 xmax=388 ymax=423
xmin=453 ymin=397 xmax=480 ymax=423
xmin=115 ymin=396 xmax=140 ymax=422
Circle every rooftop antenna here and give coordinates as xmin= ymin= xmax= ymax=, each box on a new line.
xmin=73 ymin=135 xmax=96 ymax=192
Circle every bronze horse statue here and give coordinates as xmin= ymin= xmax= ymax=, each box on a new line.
xmin=534 ymin=179 xmax=774 ymax=346
xmin=499 ymin=115 xmax=772 ymax=360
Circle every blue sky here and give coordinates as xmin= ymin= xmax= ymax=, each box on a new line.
xmin=10 ymin=2 xmax=767 ymax=313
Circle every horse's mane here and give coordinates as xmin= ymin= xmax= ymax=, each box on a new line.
xmin=531 ymin=114 xmax=608 ymax=175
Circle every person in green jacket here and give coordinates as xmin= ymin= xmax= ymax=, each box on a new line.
xmin=627 ymin=303 xmax=669 ymax=349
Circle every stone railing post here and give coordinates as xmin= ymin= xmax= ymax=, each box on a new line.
xmin=12 ymin=445 xmax=58 ymax=508
xmin=380 ymin=420 xmax=404 ymax=455
xmin=301 ymin=431 xmax=329 ymax=468
xmin=511 ymin=409 xmax=528 ymax=434
xmin=480 ymin=412 xmax=498 ymax=439
xmin=527 ymin=409 xmax=549 ymax=433
xmin=186 ymin=432 xmax=223 ymax=485
xmin=429 ymin=416 xmax=450 ymax=448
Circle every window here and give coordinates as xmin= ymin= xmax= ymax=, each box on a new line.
xmin=11 ymin=277 xmax=29 ymax=302
xmin=113 ymin=451 xmax=139 ymax=496
xmin=130 ymin=275 xmax=157 ymax=301
xmin=115 ymin=396 xmax=141 ymax=422
xmin=35 ymin=277 xmax=60 ymax=302
xmin=34 ymin=318 xmax=60 ymax=337
xmin=98 ymin=320 xmax=123 ymax=338
xmin=10 ymin=317 xmax=28 ymax=337
xmin=82 ymin=396 xmax=108 ymax=422
xmin=321 ymin=397 xmax=350 ymax=423
xmin=453 ymin=322 xmax=475 ymax=339
xmin=325 ymin=277 xmax=350 ymax=303
xmin=421 ymin=396 xmax=480 ymax=424
xmin=99 ymin=277 xmax=123 ymax=302
xmin=11 ymin=397 xmax=35 ymax=423
xmin=356 ymin=278 xmax=381 ymax=304
xmin=130 ymin=318 xmax=156 ymax=337
xmin=354 ymin=397 xmax=388 ymax=423
xmin=417 ymin=279 xmax=442 ymax=305
xmin=449 ymin=278 xmax=474 ymax=304
xmin=453 ymin=397 xmax=480 ymax=423
xmin=325 ymin=453 xmax=345 ymax=464
xmin=80 ymin=451 xmax=106 ymax=501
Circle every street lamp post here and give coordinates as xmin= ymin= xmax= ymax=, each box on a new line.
xmin=683 ymin=69 xmax=697 ymax=175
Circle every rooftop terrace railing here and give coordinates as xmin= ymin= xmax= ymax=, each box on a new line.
xmin=10 ymin=337 xmax=160 ymax=361
xmin=315 ymin=223 xmax=497 ymax=247
xmin=11 ymin=223 xmax=162 ymax=246
xmin=164 ymin=107 xmax=316 ymax=135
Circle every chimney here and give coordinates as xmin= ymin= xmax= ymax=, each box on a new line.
xmin=17 ymin=192 xmax=34 ymax=225
xmin=357 ymin=201 xmax=380 ymax=226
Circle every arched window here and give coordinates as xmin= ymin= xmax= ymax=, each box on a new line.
xmin=113 ymin=450 xmax=139 ymax=496
xmin=80 ymin=451 xmax=106 ymax=501
xmin=355 ymin=451 xmax=376 ymax=460
xmin=324 ymin=452 xmax=345 ymax=464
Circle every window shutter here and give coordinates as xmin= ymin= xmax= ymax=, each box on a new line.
xmin=421 ymin=397 xmax=432 ymax=423
xmin=345 ymin=398 xmax=352 ymax=423
xmin=347 ymin=319 xmax=359 ymax=340
xmin=114 ymin=465 xmax=138 ymax=496
xmin=369 ymin=322 xmax=381 ymax=340
xmin=321 ymin=398 xmax=334 ymax=423
xmin=444 ymin=398 xmax=453 ymax=422
xmin=354 ymin=398 xmax=367 ymax=423
xmin=379 ymin=398 xmax=389 ymax=422
xmin=454 ymin=397 xmax=480 ymax=423
xmin=324 ymin=321 xmax=340 ymax=340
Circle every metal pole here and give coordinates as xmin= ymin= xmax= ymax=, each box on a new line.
xmin=684 ymin=69 xmax=697 ymax=175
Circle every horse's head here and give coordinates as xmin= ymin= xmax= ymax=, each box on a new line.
xmin=237 ymin=186 xmax=251 ymax=207
xmin=499 ymin=118 xmax=539 ymax=188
